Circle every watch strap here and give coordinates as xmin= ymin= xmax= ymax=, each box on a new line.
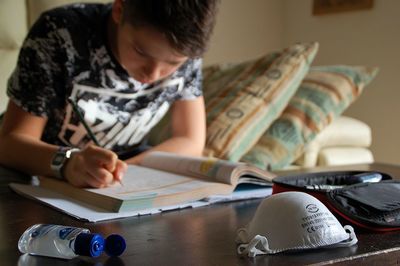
xmin=51 ymin=147 xmax=80 ymax=179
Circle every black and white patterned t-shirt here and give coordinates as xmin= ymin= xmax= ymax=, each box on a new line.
xmin=7 ymin=3 xmax=202 ymax=155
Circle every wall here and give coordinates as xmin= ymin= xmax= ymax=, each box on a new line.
xmin=204 ymin=0 xmax=284 ymax=65
xmin=282 ymin=0 xmax=400 ymax=165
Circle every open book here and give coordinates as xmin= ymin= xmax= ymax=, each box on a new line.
xmin=39 ymin=152 xmax=275 ymax=213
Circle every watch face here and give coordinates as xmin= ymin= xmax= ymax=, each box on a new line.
xmin=51 ymin=148 xmax=78 ymax=179
xmin=52 ymin=153 xmax=66 ymax=167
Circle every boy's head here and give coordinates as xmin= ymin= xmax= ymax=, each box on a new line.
xmin=110 ymin=0 xmax=219 ymax=84
xmin=121 ymin=0 xmax=219 ymax=58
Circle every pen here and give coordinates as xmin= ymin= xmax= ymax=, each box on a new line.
xmin=345 ymin=172 xmax=382 ymax=185
xmin=67 ymin=97 xmax=124 ymax=186
xmin=67 ymin=98 xmax=101 ymax=146
xmin=305 ymin=184 xmax=343 ymax=190
xmin=305 ymin=172 xmax=383 ymax=191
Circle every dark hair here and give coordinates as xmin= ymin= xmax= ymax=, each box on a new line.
xmin=121 ymin=0 xmax=219 ymax=57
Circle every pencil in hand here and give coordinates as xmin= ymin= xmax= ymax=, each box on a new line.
xmin=67 ymin=97 xmax=124 ymax=186
xmin=67 ymin=97 xmax=101 ymax=146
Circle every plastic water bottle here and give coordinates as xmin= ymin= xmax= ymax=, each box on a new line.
xmin=18 ymin=224 xmax=126 ymax=259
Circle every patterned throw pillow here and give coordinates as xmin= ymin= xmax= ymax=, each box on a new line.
xmin=241 ymin=65 xmax=379 ymax=170
xmin=203 ymin=42 xmax=319 ymax=161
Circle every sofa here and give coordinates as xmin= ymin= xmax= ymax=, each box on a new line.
xmin=0 ymin=0 xmax=375 ymax=169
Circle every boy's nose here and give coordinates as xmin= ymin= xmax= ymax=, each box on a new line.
xmin=142 ymin=63 xmax=161 ymax=84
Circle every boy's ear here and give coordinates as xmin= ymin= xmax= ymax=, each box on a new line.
xmin=111 ymin=0 xmax=124 ymax=24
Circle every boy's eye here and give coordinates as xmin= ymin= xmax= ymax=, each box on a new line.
xmin=168 ymin=61 xmax=181 ymax=67
xmin=133 ymin=46 xmax=146 ymax=56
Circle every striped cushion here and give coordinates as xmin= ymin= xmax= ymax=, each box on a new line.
xmin=203 ymin=42 xmax=319 ymax=161
xmin=241 ymin=65 xmax=379 ymax=170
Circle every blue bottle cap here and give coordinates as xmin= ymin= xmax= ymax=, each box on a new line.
xmin=75 ymin=233 xmax=105 ymax=257
xmin=105 ymin=234 xmax=126 ymax=257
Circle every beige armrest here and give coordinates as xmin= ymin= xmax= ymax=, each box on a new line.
xmin=295 ymin=116 xmax=372 ymax=167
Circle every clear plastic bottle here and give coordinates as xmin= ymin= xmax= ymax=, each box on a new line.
xmin=18 ymin=224 xmax=105 ymax=259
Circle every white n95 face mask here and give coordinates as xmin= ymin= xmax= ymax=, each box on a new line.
xmin=236 ymin=191 xmax=357 ymax=257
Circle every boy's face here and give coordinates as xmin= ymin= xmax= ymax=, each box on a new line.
xmin=112 ymin=20 xmax=188 ymax=85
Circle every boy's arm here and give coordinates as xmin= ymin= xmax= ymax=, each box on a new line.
xmin=125 ymin=96 xmax=206 ymax=164
xmin=0 ymin=101 xmax=55 ymax=176
xmin=0 ymin=101 xmax=126 ymax=188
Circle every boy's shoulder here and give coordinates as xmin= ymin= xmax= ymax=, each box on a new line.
xmin=173 ymin=57 xmax=203 ymax=78
xmin=31 ymin=3 xmax=111 ymax=35
xmin=41 ymin=3 xmax=111 ymax=20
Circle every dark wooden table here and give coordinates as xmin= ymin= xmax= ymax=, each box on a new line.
xmin=1 ymin=163 xmax=400 ymax=266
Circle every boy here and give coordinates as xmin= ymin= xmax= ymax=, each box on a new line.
xmin=0 ymin=0 xmax=219 ymax=188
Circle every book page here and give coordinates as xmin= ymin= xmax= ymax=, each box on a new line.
xmin=88 ymin=164 xmax=229 ymax=199
xmin=141 ymin=152 xmax=242 ymax=184
xmin=231 ymin=167 xmax=276 ymax=186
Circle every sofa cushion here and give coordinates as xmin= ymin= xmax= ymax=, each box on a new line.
xmin=317 ymin=147 xmax=374 ymax=166
xmin=0 ymin=0 xmax=28 ymax=49
xmin=0 ymin=50 xmax=19 ymax=113
xmin=241 ymin=65 xmax=378 ymax=170
xmin=203 ymin=42 xmax=319 ymax=161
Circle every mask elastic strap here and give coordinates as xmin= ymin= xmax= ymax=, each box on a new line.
xmin=331 ymin=225 xmax=358 ymax=247
xmin=237 ymin=235 xmax=274 ymax=257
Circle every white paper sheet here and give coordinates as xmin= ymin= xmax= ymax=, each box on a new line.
xmin=9 ymin=183 xmax=272 ymax=222
xmin=204 ymin=187 xmax=273 ymax=203
xmin=9 ymin=183 xmax=210 ymax=222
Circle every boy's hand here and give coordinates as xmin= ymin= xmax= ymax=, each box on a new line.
xmin=63 ymin=145 xmax=127 ymax=188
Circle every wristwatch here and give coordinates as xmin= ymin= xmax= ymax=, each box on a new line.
xmin=51 ymin=147 xmax=80 ymax=179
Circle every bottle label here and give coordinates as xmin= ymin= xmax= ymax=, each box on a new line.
xmin=30 ymin=224 xmax=53 ymax=239
xmin=59 ymin=227 xmax=80 ymax=240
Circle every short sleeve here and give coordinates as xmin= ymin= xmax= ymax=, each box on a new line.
xmin=176 ymin=58 xmax=203 ymax=100
xmin=7 ymin=12 xmax=68 ymax=117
